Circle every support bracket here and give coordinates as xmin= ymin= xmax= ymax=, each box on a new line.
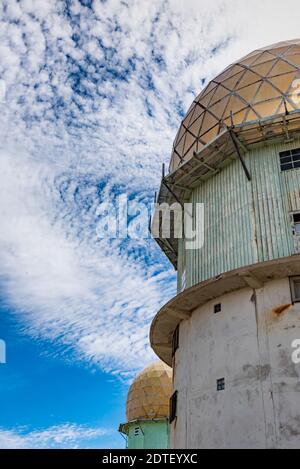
xmin=229 ymin=130 xmax=252 ymax=181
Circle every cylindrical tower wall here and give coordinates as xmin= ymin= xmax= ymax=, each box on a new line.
xmin=150 ymin=40 xmax=300 ymax=450
xmin=172 ymin=278 xmax=300 ymax=449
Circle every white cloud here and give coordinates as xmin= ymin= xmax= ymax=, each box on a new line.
xmin=0 ymin=0 xmax=300 ymax=377
xmin=0 ymin=146 xmax=175 ymax=375
xmin=0 ymin=424 xmax=110 ymax=449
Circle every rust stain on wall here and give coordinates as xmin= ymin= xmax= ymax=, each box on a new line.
xmin=272 ymin=304 xmax=292 ymax=318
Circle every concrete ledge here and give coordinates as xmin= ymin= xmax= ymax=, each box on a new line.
xmin=150 ymin=254 xmax=300 ymax=367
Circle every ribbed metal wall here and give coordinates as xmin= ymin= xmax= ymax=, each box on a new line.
xmin=178 ymin=139 xmax=300 ymax=292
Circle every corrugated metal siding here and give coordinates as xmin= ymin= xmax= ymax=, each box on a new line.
xmin=177 ymin=238 xmax=184 ymax=292
xmin=282 ymin=168 xmax=300 ymax=213
xmin=178 ymin=139 xmax=300 ymax=292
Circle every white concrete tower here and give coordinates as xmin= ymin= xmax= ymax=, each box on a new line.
xmin=150 ymin=40 xmax=300 ymax=449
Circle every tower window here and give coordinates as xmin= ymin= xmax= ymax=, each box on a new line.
xmin=292 ymin=213 xmax=300 ymax=235
xmin=134 ymin=427 xmax=140 ymax=437
xmin=169 ymin=391 xmax=178 ymax=423
xmin=172 ymin=325 xmax=179 ymax=357
xmin=214 ymin=303 xmax=222 ymax=314
xmin=279 ymin=148 xmax=300 ymax=172
xmin=217 ymin=378 xmax=225 ymax=391
xmin=290 ymin=277 xmax=300 ymax=303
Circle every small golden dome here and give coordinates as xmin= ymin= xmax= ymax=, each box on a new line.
xmin=126 ymin=361 xmax=172 ymax=422
xmin=171 ymin=39 xmax=300 ymax=172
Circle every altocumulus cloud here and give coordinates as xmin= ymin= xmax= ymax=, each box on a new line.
xmin=0 ymin=423 xmax=111 ymax=449
xmin=1 ymin=0 xmax=300 ymax=377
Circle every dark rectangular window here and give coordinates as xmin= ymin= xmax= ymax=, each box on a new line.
xmin=214 ymin=303 xmax=222 ymax=314
xmin=169 ymin=391 xmax=178 ymax=423
xmin=172 ymin=325 xmax=179 ymax=357
xmin=293 ymin=213 xmax=300 ymax=235
xmin=290 ymin=277 xmax=300 ymax=303
xmin=217 ymin=378 xmax=225 ymax=391
xmin=279 ymin=148 xmax=300 ymax=172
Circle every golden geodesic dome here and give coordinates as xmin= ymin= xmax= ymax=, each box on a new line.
xmin=126 ymin=361 xmax=172 ymax=422
xmin=171 ymin=39 xmax=300 ymax=172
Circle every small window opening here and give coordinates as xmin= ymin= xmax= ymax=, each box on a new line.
xmin=280 ymin=148 xmax=300 ymax=172
xmin=169 ymin=391 xmax=178 ymax=423
xmin=293 ymin=213 xmax=300 ymax=235
xmin=214 ymin=303 xmax=222 ymax=314
xmin=134 ymin=427 xmax=140 ymax=437
xmin=290 ymin=277 xmax=300 ymax=303
xmin=217 ymin=378 xmax=225 ymax=391
xmin=172 ymin=325 xmax=179 ymax=357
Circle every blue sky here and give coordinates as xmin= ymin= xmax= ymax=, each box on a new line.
xmin=0 ymin=305 xmax=123 ymax=447
xmin=1 ymin=0 xmax=300 ymax=449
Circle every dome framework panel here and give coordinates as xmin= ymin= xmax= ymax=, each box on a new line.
xmin=170 ymin=39 xmax=300 ymax=173
xmin=126 ymin=361 xmax=172 ymax=422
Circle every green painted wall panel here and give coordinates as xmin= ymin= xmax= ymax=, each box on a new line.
xmin=178 ymin=139 xmax=300 ymax=292
xmin=126 ymin=420 xmax=169 ymax=449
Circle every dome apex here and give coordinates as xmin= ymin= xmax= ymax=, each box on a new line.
xmin=171 ymin=39 xmax=300 ymax=172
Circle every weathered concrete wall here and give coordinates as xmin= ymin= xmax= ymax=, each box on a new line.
xmin=172 ymin=278 xmax=300 ymax=449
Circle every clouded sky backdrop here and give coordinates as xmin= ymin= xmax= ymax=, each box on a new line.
xmin=1 ymin=0 xmax=300 ymax=449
